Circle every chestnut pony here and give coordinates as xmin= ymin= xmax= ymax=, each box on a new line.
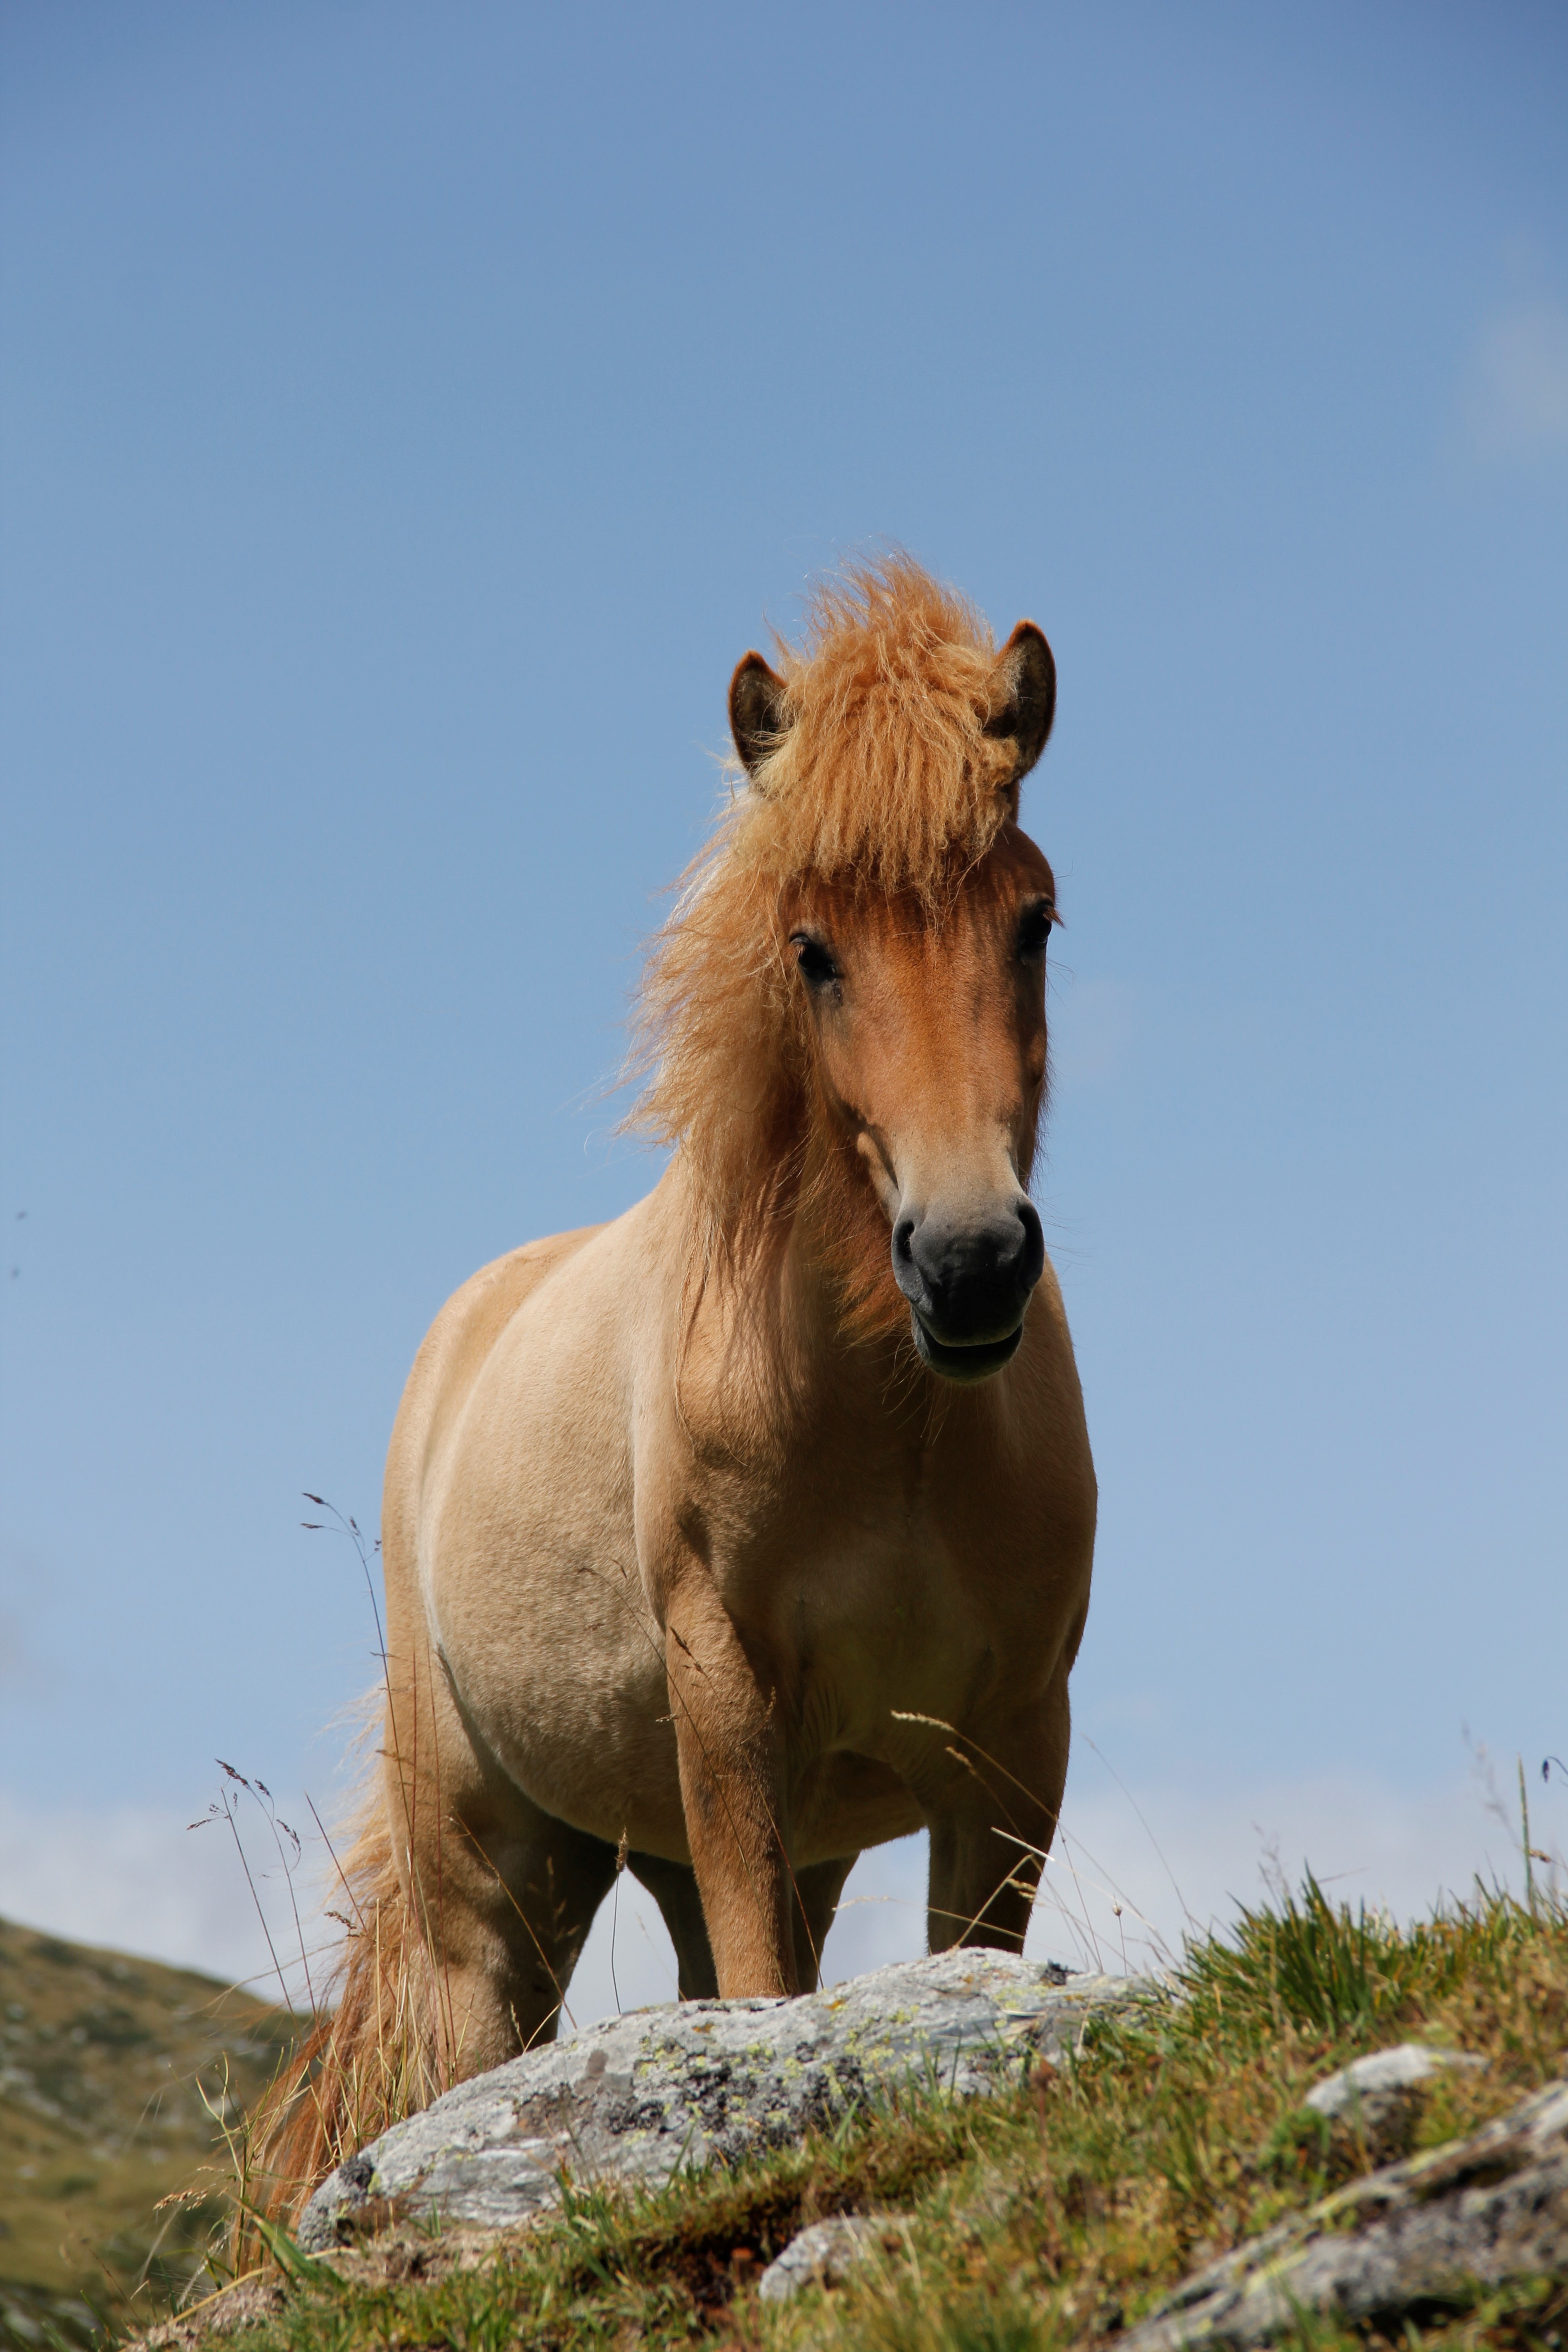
xmin=268 ymin=557 xmax=1095 ymax=2207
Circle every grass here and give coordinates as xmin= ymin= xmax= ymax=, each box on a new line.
xmin=155 ymin=1874 xmax=1568 ymax=2352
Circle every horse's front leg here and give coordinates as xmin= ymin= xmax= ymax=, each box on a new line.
xmin=926 ymin=1678 xmax=1070 ymax=1958
xmin=663 ymin=1573 xmax=797 ymax=1997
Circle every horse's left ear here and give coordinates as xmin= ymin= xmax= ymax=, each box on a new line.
xmin=730 ymin=652 xmax=792 ymax=780
xmin=985 ymin=621 xmax=1057 ymax=784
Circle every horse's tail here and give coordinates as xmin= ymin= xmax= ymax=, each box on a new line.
xmin=246 ymin=1789 xmax=446 ymax=2237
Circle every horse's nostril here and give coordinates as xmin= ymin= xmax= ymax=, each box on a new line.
xmin=893 ymin=1217 xmax=916 ymax=1266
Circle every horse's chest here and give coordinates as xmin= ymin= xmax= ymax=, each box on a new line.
xmin=734 ymin=1502 xmax=1006 ymax=1741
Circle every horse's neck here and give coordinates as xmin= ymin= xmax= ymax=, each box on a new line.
xmin=671 ymin=1129 xmax=908 ymax=1420
xmin=773 ymin=1153 xmax=909 ymax=1392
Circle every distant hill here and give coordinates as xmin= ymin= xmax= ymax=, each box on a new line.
xmin=0 ymin=1914 xmax=301 ymax=2350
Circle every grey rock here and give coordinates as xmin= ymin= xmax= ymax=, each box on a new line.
xmin=299 ymin=1950 xmax=1134 ymax=2252
xmin=758 ymin=2215 xmax=885 ymax=2303
xmin=1303 ymin=2043 xmax=1482 ymax=2124
xmin=1122 ymin=2077 xmax=1568 ymax=2352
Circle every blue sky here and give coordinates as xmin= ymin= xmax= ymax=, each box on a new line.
xmin=2 ymin=1 xmax=1566 ymax=1987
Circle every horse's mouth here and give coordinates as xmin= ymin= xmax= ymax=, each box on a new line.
xmin=911 ymin=1312 xmax=1024 ymax=1384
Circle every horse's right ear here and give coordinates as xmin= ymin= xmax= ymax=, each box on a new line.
xmin=730 ymin=652 xmax=792 ymax=780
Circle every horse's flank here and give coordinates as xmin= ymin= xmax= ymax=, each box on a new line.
xmin=257 ymin=554 xmax=1095 ymax=2220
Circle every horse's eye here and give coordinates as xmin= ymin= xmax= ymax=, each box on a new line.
xmin=1018 ymin=902 xmax=1054 ymax=960
xmin=791 ymin=933 xmax=838 ymax=989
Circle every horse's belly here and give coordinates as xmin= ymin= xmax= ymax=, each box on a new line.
xmin=435 ymin=1537 xmax=684 ymax=1852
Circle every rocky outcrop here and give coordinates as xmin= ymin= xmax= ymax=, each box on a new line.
xmin=299 ymin=1950 xmax=1134 ymax=2252
xmin=1123 ymin=2075 xmax=1568 ymax=2352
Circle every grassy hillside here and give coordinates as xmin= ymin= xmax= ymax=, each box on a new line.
xmin=0 ymin=1915 xmax=298 ymax=2351
xmin=174 ymin=1879 xmax=1568 ymax=2352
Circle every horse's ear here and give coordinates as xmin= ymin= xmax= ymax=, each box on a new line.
xmin=985 ymin=621 xmax=1057 ymax=785
xmin=730 ymin=652 xmax=792 ymax=780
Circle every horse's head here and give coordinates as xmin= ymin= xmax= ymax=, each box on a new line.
xmin=730 ymin=614 xmax=1058 ymax=1385
xmin=776 ymin=836 xmax=1055 ymax=1382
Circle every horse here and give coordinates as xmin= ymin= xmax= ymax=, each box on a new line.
xmin=265 ymin=555 xmax=1096 ymax=2210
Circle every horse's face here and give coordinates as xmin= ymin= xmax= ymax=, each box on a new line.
xmin=785 ymin=830 xmax=1054 ymax=1384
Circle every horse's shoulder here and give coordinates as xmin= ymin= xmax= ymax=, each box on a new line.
xmin=394 ymin=1226 xmax=608 ymax=1458
xmin=452 ymin=1226 xmax=607 ymax=1323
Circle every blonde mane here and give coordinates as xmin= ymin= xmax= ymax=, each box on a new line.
xmin=633 ymin=554 xmax=1029 ymax=1304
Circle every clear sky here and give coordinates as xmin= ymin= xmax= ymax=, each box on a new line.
xmin=2 ymin=1 xmax=1566 ymax=1994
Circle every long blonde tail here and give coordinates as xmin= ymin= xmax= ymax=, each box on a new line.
xmin=247 ymin=1799 xmax=445 ymax=2237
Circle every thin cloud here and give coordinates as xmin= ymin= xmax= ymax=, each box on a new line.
xmin=0 ymin=1788 xmax=318 ymax=2004
xmin=818 ymin=1766 xmax=1537 ymax=1988
xmin=0 ymin=1760 xmax=1543 ymax=2034
xmin=1466 ymin=297 xmax=1568 ymax=457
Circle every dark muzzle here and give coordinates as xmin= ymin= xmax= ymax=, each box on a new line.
xmin=892 ymin=1199 xmax=1045 ymax=1382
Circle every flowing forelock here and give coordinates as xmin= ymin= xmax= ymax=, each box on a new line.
xmin=631 ymin=555 xmax=1020 ymax=1288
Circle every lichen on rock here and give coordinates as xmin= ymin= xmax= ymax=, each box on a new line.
xmin=298 ymin=1950 xmax=1134 ymax=2252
